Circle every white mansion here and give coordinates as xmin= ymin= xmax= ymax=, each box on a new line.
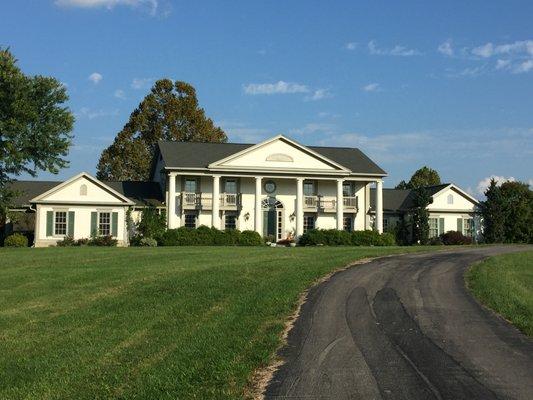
xmin=3 ymin=135 xmax=480 ymax=246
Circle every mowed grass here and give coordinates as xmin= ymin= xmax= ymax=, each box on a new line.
xmin=0 ymin=246 xmax=431 ymax=400
xmin=467 ymin=251 xmax=533 ymax=337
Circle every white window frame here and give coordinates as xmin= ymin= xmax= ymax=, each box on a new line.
xmin=184 ymin=212 xmax=197 ymax=229
xmin=224 ymin=179 xmax=238 ymax=194
xmin=463 ymin=218 xmax=473 ymax=237
xmin=184 ymin=178 xmax=199 ymax=193
xmin=428 ymin=217 xmax=439 ymax=238
xmin=98 ymin=211 xmax=112 ymax=236
xmin=303 ymin=214 xmax=315 ymax=233
xmin=53 ymin=210 xmax=68 ymax=237
xmin=447 ymin=194 xmax=454 ymax=205
xmin=303 ymin=180 xmax=316 ymax=196
xmin=343 ymin=216 xmax=353 ymax=232
xmin=224 ymin=213 xmax=238 ymax=230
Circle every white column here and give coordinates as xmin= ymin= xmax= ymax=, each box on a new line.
xmin=212 ymin=175 xmax=220 ymax=229
xmin=254 ymin=177 xmax=262 ymax=235
xmin=167 ymin=172 xmax=176 ymax=229
xmin=376 ymin=180 xmax=383 ymax=233
xmin=296 ymin=178 xmax=304 ymax=237
xmin=336 ymin=179 xmax=344 ymax=230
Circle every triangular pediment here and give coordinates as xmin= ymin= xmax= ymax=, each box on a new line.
xmin=31 ymin=173 xmax=134 ymax=205
xmin=209 ymin=135 xmax=349 ymax=173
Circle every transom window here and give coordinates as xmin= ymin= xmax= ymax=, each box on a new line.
xmin=225 ymin=214 xmax=237 ymax=230
xmin=54 ymin=211 xmax=67 ymax=235
xmin=184 ymin=213 xmax=197 ymax=228
xmin=303 ymin=181 xmax=316 ymax=196
xmin=303 ymin=214 xmax=315 ymax=233
xmin=343 ymin=216 xmax=352 ymax=232
xmin=98 ymin=212 xmax=111 ymax=236
xmin=184 ymin=178 xmax=198 ymax=193
xmin=429 ymin=218 xmax=439 ymax=238
xmin=224 ymin=179 xmax=237 ymax=194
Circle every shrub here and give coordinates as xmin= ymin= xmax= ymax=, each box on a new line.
xmin=222 ymin=229 xmax=241 ymax=245
xmin=57 ymin=235 xmax=76 ymax=247
xmin=76 ymin=238 xmax=90 ymax=246
xmin=139 ymin=237 xmax=158 ymax=247
xmin=4 ymin=233 xmax=28 ymax=248
xmin=439 ymin=231 xmax=472 ymax=245
xmin=136 ymin=207 xmax=166 ymax=242
xmin=160 ymin=227 xmax=262 ymax=246
xmin=299 ymin=229 xmax=396 ymax=246
xmin=238 ymin=230 xmax=262 ymax=246
xmin=88 ymin=235 xmax=118 ymax=247
xmin=160 ymin=227 xmax=199 ymax=246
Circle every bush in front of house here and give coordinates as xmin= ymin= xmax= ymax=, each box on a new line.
xmin=88 ymin=235 xmax=118 ymax=247
xmin=3 ymin=233 xmax=29 ymax=247
xmin=139 ymin=237 xmax=158 ymax=247
xmin=439 ymin=230 xmax=472 ymax=245
xmin=299 ymin=229 xmax=396 ymax=246
xmin=159 ymin=226 xmax=262 ymax=246
xmin=57 ymin=235 xmax=76 ymax=247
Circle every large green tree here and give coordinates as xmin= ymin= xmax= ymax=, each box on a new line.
xmin=96 ymin=79 xmax=227 ymax=181
xmin=0 ymin=47 xmax=73 ymax=217
xmin=396 ymin=166 xmax=441 ymax=189
xmin=480 ymin=179 xmax=505 ymax=243
xmin=410 ymin=187 xmax=432 ymax=244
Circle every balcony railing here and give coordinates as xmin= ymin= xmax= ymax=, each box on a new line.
xmin=181 ymin=192 xmax=241 ymax=210
xmin=303 ymin=195 xmax=358 ymax=212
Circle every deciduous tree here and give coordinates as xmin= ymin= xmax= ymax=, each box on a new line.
xmin=395 ymin=166 xmax=441 ymax=189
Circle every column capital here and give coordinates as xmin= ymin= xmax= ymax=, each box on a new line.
xmin=254 ymin=176 xmax=263 ymax=181
xmin=168 ymin=171 xmax=178 ymax=177
xmin=336 ymin=178 xmax=344 ymax=183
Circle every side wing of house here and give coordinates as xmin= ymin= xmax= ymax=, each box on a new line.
xmin=30 ymin=173 xmax=134 ymax=247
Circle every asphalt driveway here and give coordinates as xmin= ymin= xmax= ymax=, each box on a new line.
xmin=265 ymin=246 xmax=533 ymax=400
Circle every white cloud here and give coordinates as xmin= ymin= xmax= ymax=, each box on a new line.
xmin=88 ymin=72 xmax=103 ymax=84
xmin=76 ymin=107 xmax=119 ymax=119
xmin=368 ymin=40 xmax=421 ymax=56
xmin=114 ymin=89 xmax=126 ymax=99
xmin=472 ymin=42 xmax=494 ymax=58
xmin=345 ymin=42 xmax=357 ymax=50
xmin=476 ymin=175 xmax=516 ymax=195
xmin=243 ymin=81 xmax=309 ymax=95
xmin=55 ymin=0 xmax=158 ymax=15
xmin=218 ymin=121 xmax=271 ymax=143
xmin=469 ymin=40 xmax=533 ymax=74
xmin=495 ymin=59 xmax=511 ymax=70
xmin=438 ymin=39 xmax=454 ymax=57
xmin=131 ymin=77 xmax=153 ymax=90
xmin=304 ymin=89 xmax=332 ymax=101
xmin=362 ymin=83 xmax=380 ymax=92
xmin=513 ymin=59 xmax=533 ymax=74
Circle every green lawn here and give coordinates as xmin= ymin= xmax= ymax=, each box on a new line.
xmin=467 ymin=251 xmax=533 ymax=337
xmin=0 ymin=246 xmax=432 ymax=400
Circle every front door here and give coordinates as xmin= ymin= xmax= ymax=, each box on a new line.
xmin=263 ymin=209 xmax=276 ymax=239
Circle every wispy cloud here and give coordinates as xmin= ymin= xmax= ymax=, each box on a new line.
xmin=438 ymin=39 xmax=454 ymax=57
xmin=345 ymin=42 xmax=357 ymax=50
xmin=304 ymin=88 xmax=332 ymax=101
xmin=470 ymin=39 xmax=533 ymax=74
xmin=362 ymin=83 xmax=381 ymax=92
xmin=55 ymin=0 xmax=159 ymax=15
xmin=76 ymin=107 xmax=119 ymax=119
xmin=218 ymin=121 xmax=271 ymax=143
xmin=131 ymin=77 xmax=154 ymax=90
xmin=289 ymin=123 xmax=336 ymax=136
xmin=476 ymin=175 xmax=516 ymax=196
xmin=368 ymin=40 xmax=421 ymax=56
xmin=114 ymin=89 xmax=126 ymax=99
xmin=243 ymin=81 xmax=309 ymax=95
xmin=88 ymin=72 xmax=103 ymax=84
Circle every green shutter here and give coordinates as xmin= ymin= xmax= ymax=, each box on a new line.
xmin=457 ymin=218 xmax=463 ymax=234
xmin=111 ymin=212 xmax=118 ymax=237
xmin=91 ymin=212 xmax=97 ymax=237
xmin=68 ymin=211 xmax=75 ymax=237
xmin=439 ymin=218 xmax=445 ymax=235
xmin=46 ymin=211 xmax=53 ymax=237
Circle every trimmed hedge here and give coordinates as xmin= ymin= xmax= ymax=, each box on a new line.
xmin=159 ymin=226 xmax=263 ymax=246
xmin=299 ymin=229 xmax=396 ymax=246
xmin=4 ymin=233 xmax=29 ymax=248
xmin=56 ymin=235 xmax=117 ymax=247
xmin=439 ymin=230 xmax=473 ymax=245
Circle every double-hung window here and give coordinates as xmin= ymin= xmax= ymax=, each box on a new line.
xmin=428 ymin=218 xmax=439 ymax=238
xmin=303 ymin=181 xmax=315 ymax=196
xmin=343 ymin=216 xmax=352 ymax=232
xmin=463 ymin=218 xmax=473 ymax=237
xmin=303 ymin=214 xmax=315 ymax=233
xmin=225 ymin=214 xmax=237 ymax=230
xmin=98 ymin=212 xmax=111 ymax=236
xmin=184 ymin=178 xmax=198 ymax=193
xmin=184 ymin=213 xmax=197 ymax=228
xmin=224 ymin=179 xmax=237 ymax=194
xmin=54 ymin=211 xmax=67 ymax=235
xmin=343 ymin=182 xmax=355 ymax=196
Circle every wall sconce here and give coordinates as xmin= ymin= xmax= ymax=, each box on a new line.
xmin=289 ymin=212 xmax=295 ymax=222
xmin=244 ymin=212 xmax=250 ymax=221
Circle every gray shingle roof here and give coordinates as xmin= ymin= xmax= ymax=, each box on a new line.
xmin=157 ymin=141 xmax=387 ymax=175
xmin=7 ymin=180 xmax=163 ymax=207
xmin=370 ymin=184 xmax=452 ymax=212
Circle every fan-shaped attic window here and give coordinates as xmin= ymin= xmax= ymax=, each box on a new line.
xmin=265 ymin=153 xmax=293 ymax=162
xmin=80 ymin=184 xmax=87 ymax=196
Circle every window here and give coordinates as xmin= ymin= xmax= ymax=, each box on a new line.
xmin=54 ymin=211 xmax=67 ymax=235
xmin=184 ymin=178 xmax=197 ymax=193
xmin=303 ymin=214 xmax=315 ymax=233
xmin=303 ymin=181 xmax=315 ymax=196
xmin=343 ymin=216 xmax=352 ymax=232
xmin=383 ymin=218 xmax=389 ymax=232
xmin=184 ymin=213 xmax=197 ymax=228
xmin=447 ymin=194 xmax=454 ymax=205
xmin=225 ymin=214 xmax=237 ymax=230
xmin=98 ymin=212 xmax=111 ymax=236
xmin=463 ymin=218 xmax=473 ymax=237
xmin=80 ymin=184 xmax=87 ymax=196
xmin=343 ymin=182 xmax=355 ymax=196
xmin=429 ymin=218 xmax=439 ymax=238
xmin=224 ymin=179 xmax=237 ymax=194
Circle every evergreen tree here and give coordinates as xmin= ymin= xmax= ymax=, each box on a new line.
xmin=97 ymin=79 xmax=227 ymax=181
xmin=411 ymin=187 xmax=432 ymax=244
xmin=395 ymin=166 xmax=441 ymax=189
xmin=0 ymin=47 xmax=73 ymax=218
xmin=500 ymin=181 xmax=532 ymax=243
xmin=480 ymin=179 xmax=505 ymax=243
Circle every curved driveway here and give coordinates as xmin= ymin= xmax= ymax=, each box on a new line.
xmin=266 ymin=246 xmax=533 ymax=400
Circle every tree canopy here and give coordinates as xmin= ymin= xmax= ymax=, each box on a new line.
xmin=96 ymin=80 xmax=227 ymax=181
xmin=410 ymin=187 xmax=432 ymax=245
xmin=0 ymin=47 xmax=73 ymax=216
xmin=395 ymin=166 xmax=441 ymax=189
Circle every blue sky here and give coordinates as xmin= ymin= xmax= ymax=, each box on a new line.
xmin=2 ymin=0 xmax=532 ymax=196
